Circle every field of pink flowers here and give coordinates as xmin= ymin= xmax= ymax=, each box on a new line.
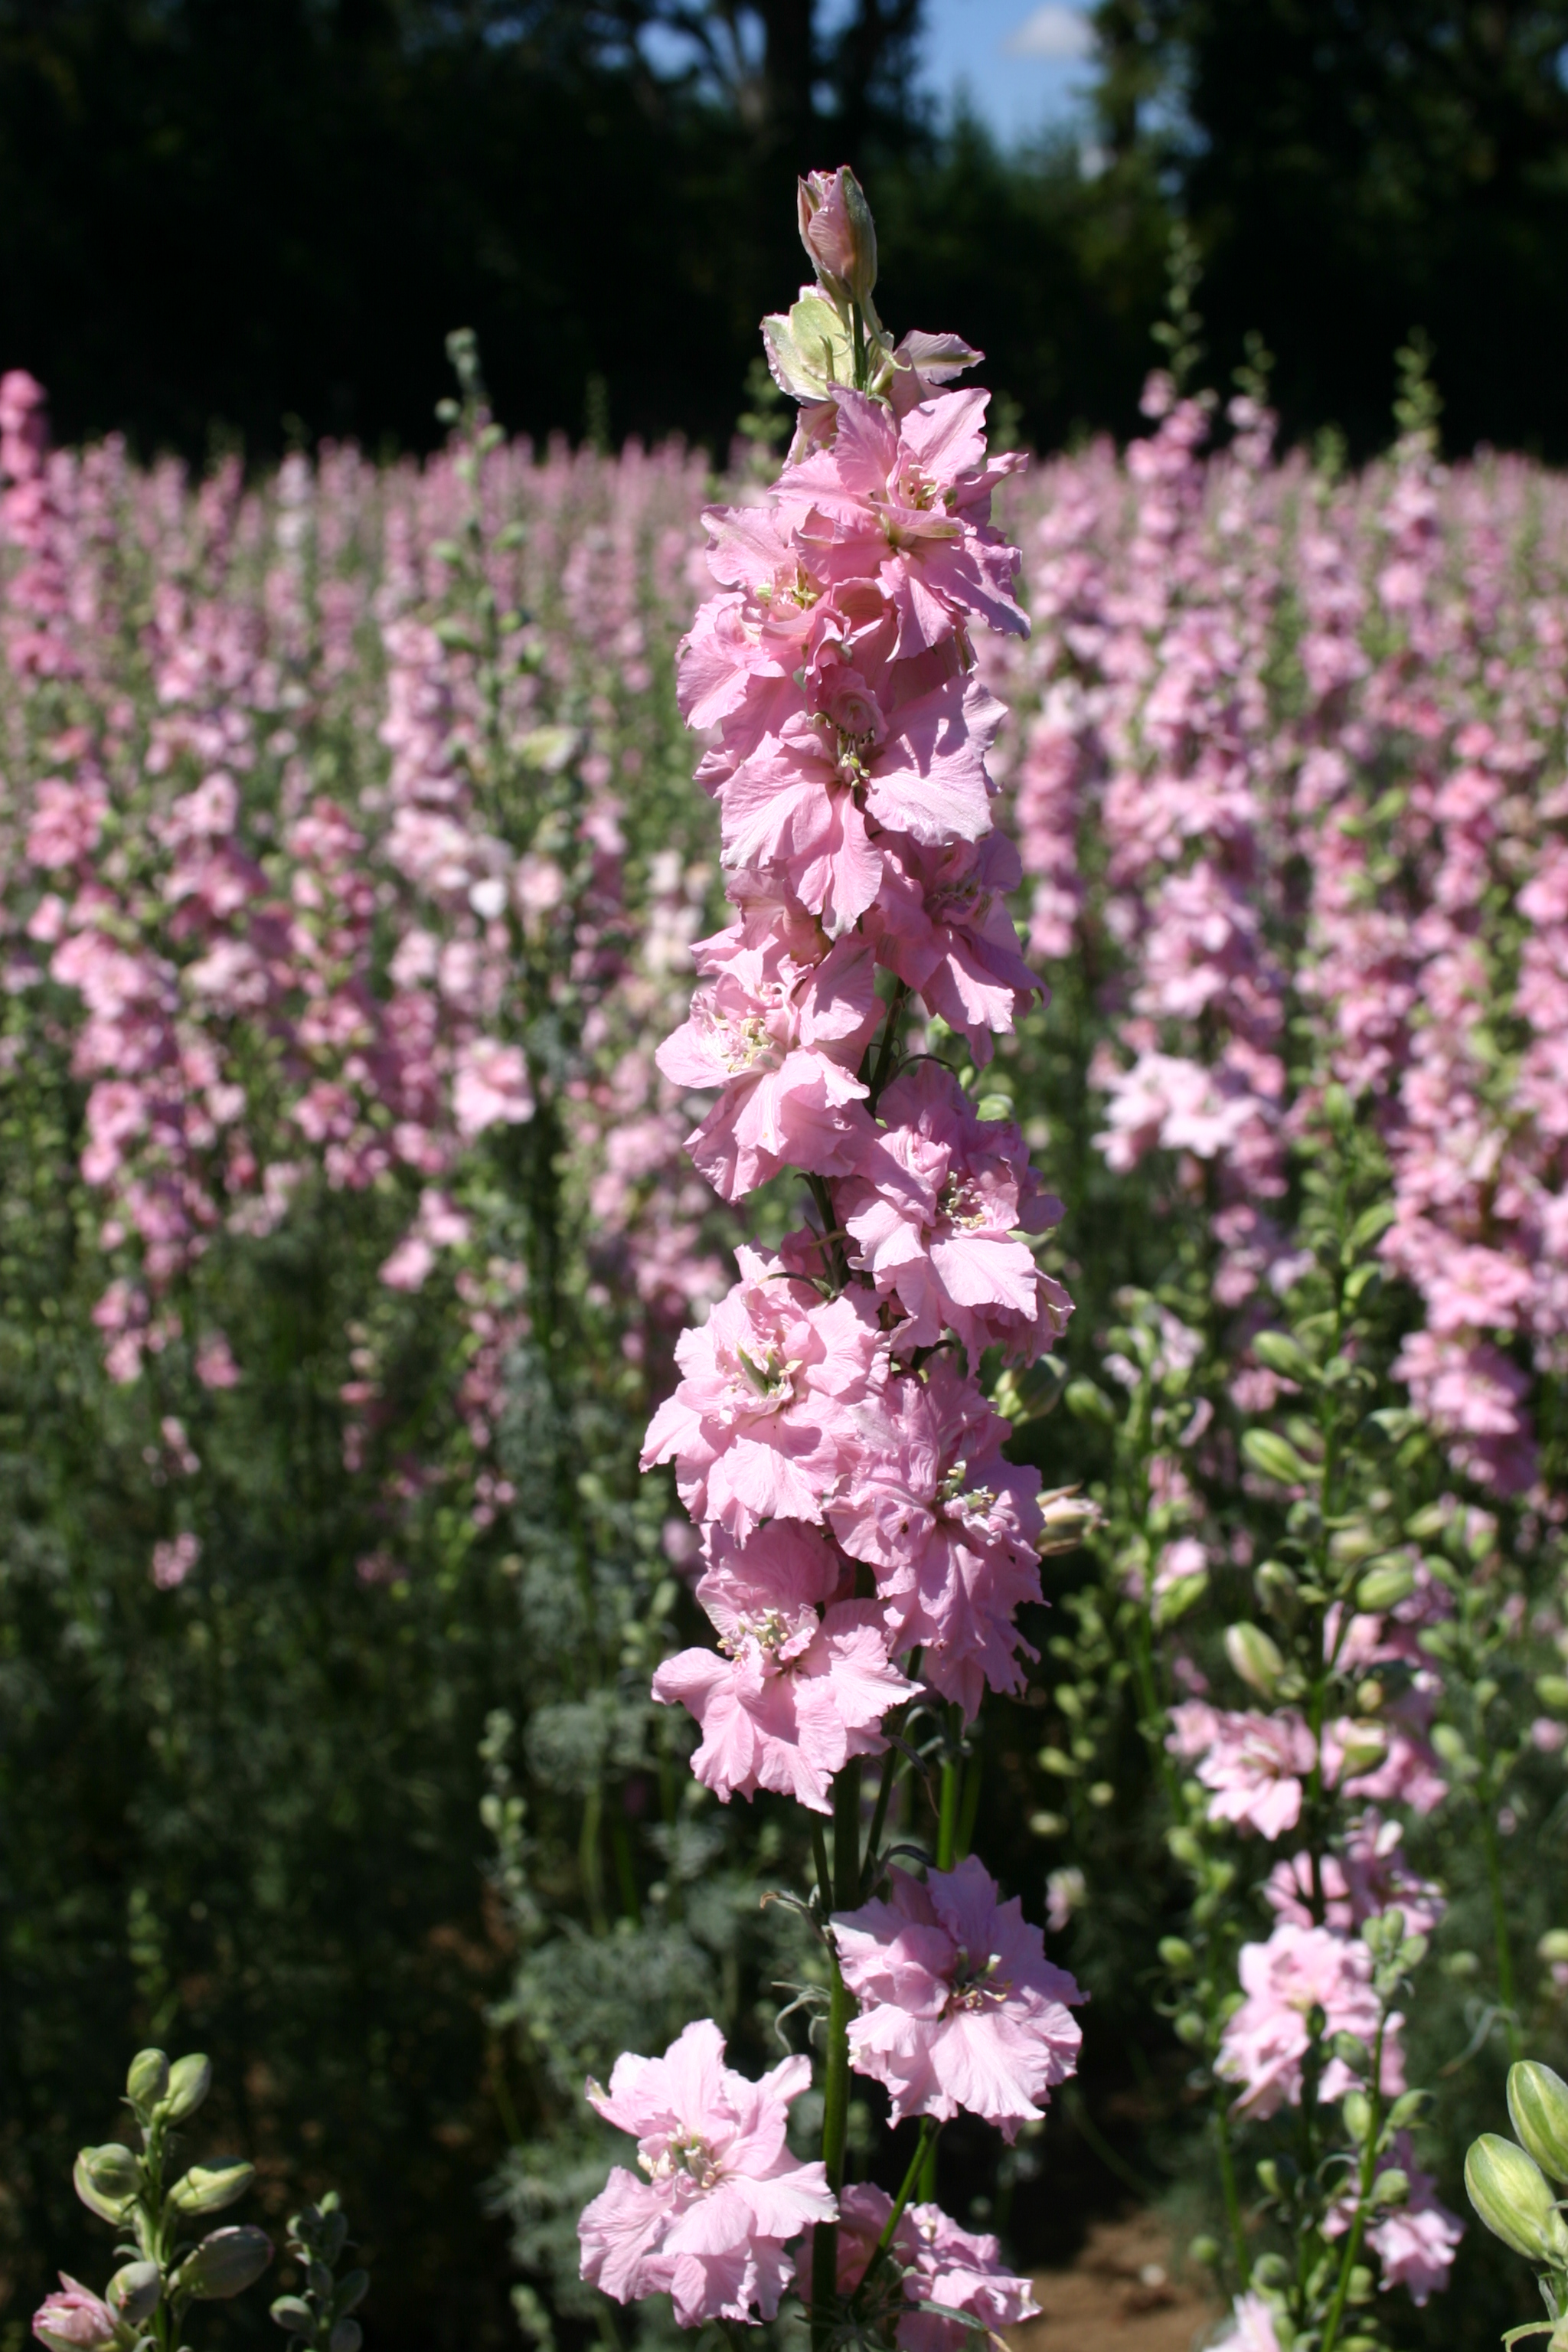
xmin=5 ymin=175 xmax=1568 ymax=2352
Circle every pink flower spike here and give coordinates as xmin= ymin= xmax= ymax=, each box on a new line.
xmin=834 ymin=1856 xmax=1084 ymax=2140
xmin=652 ymin=1523 xmax=915 ymax=1812
xmin=577 ymin=2018 xmax=834 ymax=2329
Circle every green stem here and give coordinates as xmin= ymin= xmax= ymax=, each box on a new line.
xmin=1477 ymin=1765 xmax=1522 ymax=2061
xmin=860 ymin=1748 xmax=899 ymax=1898
xmin=580 ymin=1784 xmax=606 ymax=1935
xmin=1214 ymin=2093 xmax=1250 ymax=2288
xmin=856 ymin=2119 xmax=939 ymax=2303
xmin=866 ymin=983 xmax=910 ymax=1112
xmin=956 ymin=1752 xmax=982 ymax=1862
xmin=1319 ymin=2016 xmax=1387 ymax=2352
xmin=812 ymin=1759 xmax=864 ymax=2352
xmin=936 ymin=1757 xmax=959 ymax=1872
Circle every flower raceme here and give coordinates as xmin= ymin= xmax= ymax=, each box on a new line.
xmin=578 ymin=2020 xmax=835 ymax=2329
xmin=586 ymin=161 xmax=1080 ymax=2339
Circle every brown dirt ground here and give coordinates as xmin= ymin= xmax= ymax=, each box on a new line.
xmin=1013 ymin=2211 xmax=1222 ymax=2352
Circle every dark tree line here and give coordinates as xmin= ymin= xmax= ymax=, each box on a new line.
xmin=2 ymin=2 xmax=1568 ymax=485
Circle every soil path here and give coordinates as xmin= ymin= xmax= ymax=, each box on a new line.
xmin=1014 ymin=2212 xmax=1221 ymax=2352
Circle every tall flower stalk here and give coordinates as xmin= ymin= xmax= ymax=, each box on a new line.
xmin=574 ymin=168 xmax=1088 ymax=2347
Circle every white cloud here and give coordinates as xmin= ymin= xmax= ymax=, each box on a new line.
xmin=1002 ymin=4 xmax=1095 ymax=60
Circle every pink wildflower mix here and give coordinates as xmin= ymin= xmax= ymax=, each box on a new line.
xmin=578 ymin=2018 xmax=834 ymax=2328
xmin=641 ymin=1245 xmax=886 ymax=1540
xmin=838 ymin=1060 xmax=1069 ymax=1361
xmin=833 ymin=1857 xmax=1083 ymax=2140
xmin=31 ymin=2279 xmax=117 ymax=2352
xmin=1216 ymin=1922 xmax=1403 ymax=2118
xmin=651 ymin=1522 xmax=914 ymax=1812
xmin=802 ymin=2181 xmax=1039 ymax=2352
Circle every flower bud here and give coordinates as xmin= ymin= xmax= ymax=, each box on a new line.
xmin=329 ymin=2324 xmax=361 ymax=2352
xmin=169 ymin=2161 xmax=256 ymax=2216
xmin=74 ymin=2145 xmax=139 ymax=2223
xmin=107 ymin=2262 xmax=162 ymax=2328
xmin=1465 ymin=2132 xmax=1562 ymax=2259
xmin=1224 ymin=1622 xmax=1285 ymax=1697
xmin=269 ymin=2298 xmax=314 ymax=2336
xmin=1510 ymin=2063 xmax=1568 ymax=2184
xmin=126 ymin=2051 xmax=169 ymax=2115
xmin=177 ymin=2227 xmax=273 ymax=2301
xmin=1035 ymin=1486 xmax=1100 ymax=1556
xmin=158 ymin=2055 xmax=212 ymax=2125
xmin=797 ymin=167 xmax=877 ymax=309
xmin=31 ymin=2276 xmax=118 ymax=2352
xmin=1357 ymin=1562 xmax=1416 ymax=1612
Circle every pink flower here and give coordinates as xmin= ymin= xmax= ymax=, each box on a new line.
xmin=1168 ymin=1706 xmax=1317 ymax=1841
xmin=828 ymin=1357 xmax=1044 ymax=1716
xmin=151 ymin=1533 xmax=201 ymax=1590
xmin=641 ymin=1246 xmax=886 ymax=1540
xmin=452 ymin=1039 xmax=534 ymax=1138
xmin=27 ymin=776 xmax=106 ymax=870
xmin=657 ymin=927 xmax=878 ymax=1198
xmin=834 ymin=1856 xmax=1083 ymax=2139
xmin=652 ymin=1522 xmax=914 ymax=1812
xmin=838 ymin=1060 xmax=1068 ymax=1361
xmin=1323 ymin=2136 xmax=1462 ymax=2305
xmin=1218 ymin=2292 xmax=1286 ymax=2351
xmin=1216 ymin=1922 xmax=1403 ymax=2118
xmin=194 ymin=1331 xmax=241 ymax=1390
xmin=802 ymin=2182 xmax=1038 ymax=2352
xmin=578 ymin=2018 xmax=834 ymax=2328
xmin=865 ymin=831 xmax=1041 ymax=1065
xmin=31 ymin=2278 xmax=116 ymax=2352
xmin=1264 ymin=1811 xmax=1445 ymax=1938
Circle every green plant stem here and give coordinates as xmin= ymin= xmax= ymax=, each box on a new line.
xmin=1318 ymin=2017 xmax=1387 ymax=2352
xmin=857 ymin=2118 xmax=939 ymax=2301
xmin=866 ymin=983 xmax=910 ymax=1111
xmin=860 ymin=1749 xmax=899 ymax=1898
xmin=812 ymin=1762 xmax=862 ymax=2349
xmin=955 ymin=1752 xmax=982 ymax=1862
xmin=1476 ymin=1769 xmax=1522 ymax=2061
xmin=1214 ymin=2093 xmax=1250 ymax=2288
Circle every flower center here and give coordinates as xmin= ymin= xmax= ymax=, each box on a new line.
xmin=721 ymin=1608 xmax=792 ymax=1660
xmin=644 ymin=2131 xmax=721 ymax=2193
xmin=938 ymin=1173 xmax=986 ymax=1231
xmin=936 ymin=1457 xmax=998 ymax=1523
xmin=734 ymin=1344 xmax=795 ymax=1408
xmin=944 ymin=1946 xmax=1006 ymax=2013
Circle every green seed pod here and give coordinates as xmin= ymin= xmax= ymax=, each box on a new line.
xmin=159 ymin=2054 xmax=213 ymax=2125
xmin=1510 ymin=2063 xmax=1568 ymax=2184
xmin=178 ymin=2226 xmax=273 ymax=2301
xmin=126 ymin=2050 xmax=170 ymax=2115
xmin=169 ymin=2161 xmax=256 ymax=2216
xmin=1465 ymin=2133 xmax=1560 ymax=2259
xmin=74 ymin=2145 xmax=140 ymax=2222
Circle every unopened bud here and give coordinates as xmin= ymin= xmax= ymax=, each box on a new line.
xmin=107 ymin=2262 xmax=162 ymax=2327
xmin=797 ymin=166 xmax=877 ymax=309
xmin=177 ymin=2226 xmax=273 ymax=2301
xmin=1510 ymin=2063 xmax=1568 ymax=2184
xmin=1465 ymin=2132 xmax=1563 ymax=2259
xmin=1253 ymin=1559 xmax=1301 ymax=1625
xmin=126 ymin=2050 xmax=169 ymax=2115
xmin=169 ymin=2161 xmax=256 ymax=2216
xmin=1036 ymin=1485 xmax=1100 ymax=1556
xmin=1224 ymin=1622 xmax=1285 ymax=1697
xmin=1367 ymin=2167 xmax=1409 ymax=2209
xmin=1357 ymin=1562 xmax=1416 ymax=1612
xmin=159 ymin=2054 xmax=212 ymax=2125
xmin=329 ymin=2324 xmax=361 ymax=2352
xmin=270 ymin=2298 xmax=315 ymax=2335
xmin=74 ymin=2145 xmax=140 ymax=2223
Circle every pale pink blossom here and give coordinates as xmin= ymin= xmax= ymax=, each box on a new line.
xmin=838 ymin=1060 xmax=1068 ymax=1361
xmin=452 ymin=1039 xmax=534 ymax=1138
xmin=657 ymin=927 xmax=878 ymax=1197
xmin=1217 ymin=2292 xmax=1285 ymax=2351
xmin=31 ymin=2277 xmax=117 ymax=2352
xmin=828 ymin=1357 xmax=1044 ymax=1715
xmin=652 ymin=1522 xmax=913 ymax=1811
xmin=1217 ymin=1922 xmax=1403 ymax=2118
xmin=1168 ymin=1705 xmax=1316 ymax=1841
xmin=802 ymin=2182 xmax=1039 ymax=2352
xmin=865 ymin=831 xmax=1041 ymax=1064
xmin=834 ymin=1856 xmax=1083 ymax=2139
xmin=641 ymin=1246 xmax=886 ymax=1539
xmin=151 ymin=1533 xmax=201 ymax=1590
xmin=578 ymin=2019 xmax=833 ymax=2328
xmin=1323 ymin=2135 xmax=1462 ymax=2305
xmin=194 ymin=1331 xmax=242 ymax=1390
xmin=1264 ymin=1811 xmax=1445 ymax=1938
